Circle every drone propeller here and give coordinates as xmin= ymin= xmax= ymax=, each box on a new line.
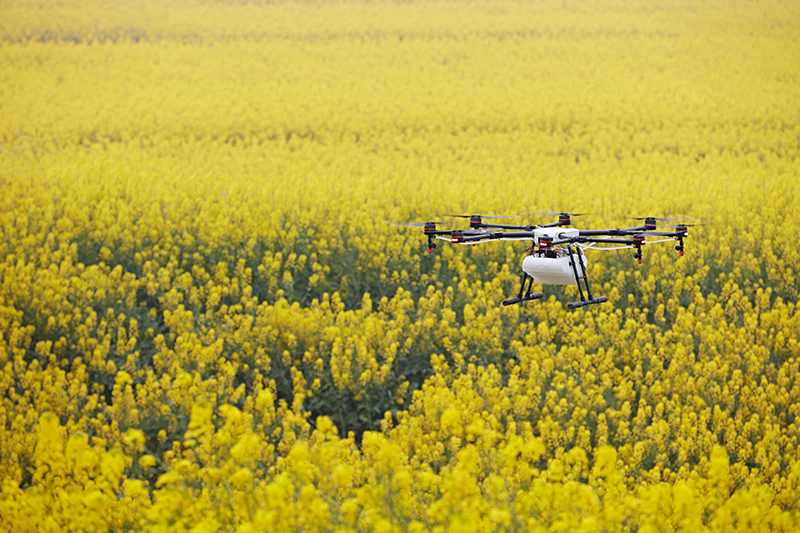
xmin=522 ymin=210 xmax=597 ymax=227
xmin=437 ymin=214 xmax=519 ymax=220
xmin=629 ymin=215 xmax=696 ymax=223
xmin=656 ymin=223 xmax=711 ymax=228
xmin=522 ymin=210 xmax=596 ymax=217
xmin=437 ymin=213 xmax=520 ymax=229
xmin=385 ymin=221 xmax=444 ymax=228
xmin=627 ymin=215 xmax=698 ymax=232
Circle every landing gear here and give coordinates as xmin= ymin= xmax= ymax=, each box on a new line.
xmin=500 ymin=244 xmax=608 ymax=309
xmin=565 ymin=246 xmax=608 ymax=310
xmin=502 ymin=272 xmax=544 ymax=306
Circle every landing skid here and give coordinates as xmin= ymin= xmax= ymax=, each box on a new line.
xmin=567 ymin=296 xmax=608 ymax=310
xmin=502 ymin=292 xmax=544 ymax=306
xmin=502 ymin=272 xmax=543 ymax=306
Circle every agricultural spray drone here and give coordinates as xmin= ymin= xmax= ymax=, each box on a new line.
xmin=387 ymin=212 xmax=699 ymax=310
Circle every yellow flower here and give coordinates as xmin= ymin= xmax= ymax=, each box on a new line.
xmin=139 ymin=455 xmax=158 ymax=469
xmin=229 ymin=467 xmax=254 ymax=489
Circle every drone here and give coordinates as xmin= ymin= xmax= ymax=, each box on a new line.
xmin=387 ymin=211 xmax=699 ymax=310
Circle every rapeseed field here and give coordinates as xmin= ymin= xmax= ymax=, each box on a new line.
xmin=1 ymin=0 xmax=799 ymax=530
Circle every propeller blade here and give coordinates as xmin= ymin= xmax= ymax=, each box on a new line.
xmin=657 ymin=222 xmax=712 ymax=228
xmin=629 ymin=214 xmax=696 ymax=223
xmin=385 ymin=221 xmax=444 ymax=228
xmin=437 ymin=214 xmax=519 ymax=220
xmin=522 ymin=210 xmax=596 ymax=217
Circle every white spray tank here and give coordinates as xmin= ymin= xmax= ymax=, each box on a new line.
xmin=521 ymin=228 xmax=585 ymax=285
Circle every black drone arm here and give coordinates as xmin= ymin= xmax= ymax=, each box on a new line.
xmin=638 ymin=230 xmax=687 ymax=237
xmin=579 ymin=227 xmax=647 ymax=237
xmin=580 ymin=225 xmax=690 ymax=237
xmin=456 ymin=230 xmax=535 ymax=243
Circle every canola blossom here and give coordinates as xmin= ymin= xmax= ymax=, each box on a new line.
xmin=1 ymin=0 xmax=800 ymax=530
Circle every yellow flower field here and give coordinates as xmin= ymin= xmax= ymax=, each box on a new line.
xmin=1 ymin=0 xmax=799 ymax=530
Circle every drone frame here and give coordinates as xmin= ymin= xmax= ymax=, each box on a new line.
xmin=389 ymin=213 xmax=692 ymax=310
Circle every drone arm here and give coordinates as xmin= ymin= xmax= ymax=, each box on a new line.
xmin=579 ymin=228 xmax=647 ymax=237
xmin=457 ymin=231 xmax=535 ymax=243
xmin=637 ymin=230 xmax=687 ymax=237
xmin=551 ymin=235 xmax=635 ymax=246
xmin=453 ymin=233 xmax=495 ymax=244
xmin=427 ymin=229 xmax=487 ymax=236
xmin=580 ymin=237 xmax=636 ymax=245
xmin=490 ymin=231 xmax=536 ymax=239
